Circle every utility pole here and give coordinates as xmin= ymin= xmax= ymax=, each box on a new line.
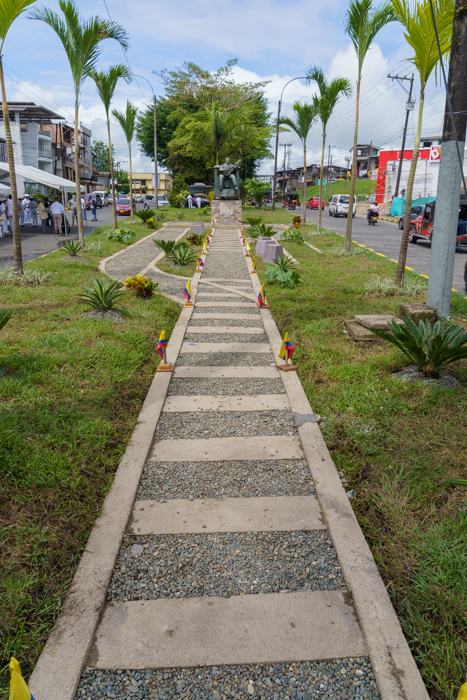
xmin=280 ymin=143 xmax=291 ymax=195
xmin=153 ymin=95 xmax=158 ymax=209
xmin=328 ymin=154 xmax=333 ymax=202
xmin=427 ymin=0 xmax=467 ymax=317
xmin=388 ymin=73 xmax=415 ymax=198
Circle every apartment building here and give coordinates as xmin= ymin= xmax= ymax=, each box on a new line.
xmin=131 ymin=172 xmax=171 ymax=197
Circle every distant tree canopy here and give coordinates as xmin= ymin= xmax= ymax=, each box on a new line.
xmin=136 ymin=60 xmax=273 ymax=185
xmin=92 ymin=140 xmax=114 ymax=171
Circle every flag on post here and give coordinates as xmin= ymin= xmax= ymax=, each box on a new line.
xmin=157 ymin=330 xmax=167 ymax=359
xmin=258 ymin=284 xmax=266 ymax=307
xmin=202 ymin=241 xmax=207 ymax=255
xmin=457 ymin=682 xmax=467 ymax=700
xmin=197 ymin=256 xmax=204 ymax=268
xmin=213 ymin=216 xmax=217 ymax=223
xmin=251 ymin=255 xmax=257 ymax=272
xmin=279 ymin=332 xmax=294 ymax=360
xmin=9 ymin=658 xmax=35 ymax=700
xmin=183 ymin=280 xmax=192 ymax=302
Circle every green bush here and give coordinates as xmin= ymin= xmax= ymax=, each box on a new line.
xmin=124 ymin=274 xmax=158 ymax=298
xmin=167 ymin=244 xmax=198 ymax=266
xmin=282 ymin=229 xmax=308 ymax=244
xmin=107 ymin=228 xmax=135 ymax=244
xmin=265 ymin=256 xmax=301 ymax=289
xmin=135 ymin=209 xmax=156 ymax=226
xmin=168 ymin=174 xmax=188 ymax=208
xmin=62 ymin=240 xmax=84 ymax=256
xmin=0 ymin=309 xmax=12 ymax=332
xmin=187 ymin=232 xmax=205 ymax=245
xmin=78 ymin=278 xmax=125 ymax=311
xmin=371 ymin=318 xmax=467 ymax=378
xmin=154 ymin=239 xmax=177 ymax=254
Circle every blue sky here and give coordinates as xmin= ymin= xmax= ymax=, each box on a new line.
xmin=4 ymin=0 xmax=447 ymax=173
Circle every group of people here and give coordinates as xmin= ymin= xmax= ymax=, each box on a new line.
xmin=0 ymin=192 xmax=99 ymax=237
xmin=186 ymin=193 xmax=204 ymax=208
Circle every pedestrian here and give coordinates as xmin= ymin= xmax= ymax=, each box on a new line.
xmin=0 ymin=198 xmax=8 ymax=235
xmin=90 ymin=194 xmax=98 ymax=221
xmin=81 ymin=196 xmax=87 ymax=221
xmin=6 ymin=195 xmax=13 ymax=231
xmin=196 ymin=195 xmax=201 ymax=208
xmin=187 ymin=193 xmax=193 ymax=208
xmin=401 ymin=187 xmax=406 ymax=197
xmin=38 ymin=199 xmax=49 ymax=232
xmin=30 ymin=198 xmax=38 ymax=226
xmin=22 ymin=195 xmax=31 ymax=225
xmin=18 ymin=198 xmax=24 ymax=225
xmin=44 ymin=197 xmax=53 ymax=229
xmin=69 ymin=196 xmax=78 ymax=226
xmin=50 ymin=197 xmax=64 ymax=234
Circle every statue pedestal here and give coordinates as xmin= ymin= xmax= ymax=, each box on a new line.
xmin=211 ymin=199 xmax=242 ymax=226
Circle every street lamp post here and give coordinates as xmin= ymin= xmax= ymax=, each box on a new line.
xmin=271 ymin=77 xmax=306 ymax=210
xmin=132 ymin=74 xmax=158 ymax=209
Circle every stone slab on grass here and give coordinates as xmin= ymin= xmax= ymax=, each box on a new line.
xmin=398 ymin=303 xmax=437 ymax=323
xmin=354 ymin=314 xmax=393 ymax=330
xmin=344 ymin=320 xmax=377 ymax=341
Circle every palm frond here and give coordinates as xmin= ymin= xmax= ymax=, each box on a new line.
xmin=90 ymin=64 xmax=131 ymax=116
xmin=112 ymin=100 xmax=139 ymax=145
xmin=305 ymin=68 xmax=352 ymax=131
xmin=0 ymin=0 xmax=37 ymax=47
xmin=344 ymin=0 xmax=396 ymax=72
xmin=278 ymin=101 xmax=317 ymax=143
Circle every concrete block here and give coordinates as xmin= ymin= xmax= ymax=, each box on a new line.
xmin=162 ymin=394 xmax=289 ymax=412
xmin=181 ymin=342 xmax=271 ymax=354
xmin=255 ymin=237 xmax=273 ymax=256
xmin=186 ymin=325 xmax=264 ymax=334
xmin=262 ymin=243 xmax=283 ymax=264
xmin=190 ymin=222 xmax=205 ymax=234
xmin=344 ymin=320 xmax=377 ymax=341
xmin=191 ymin=313 xmax=260 ymax=321
xmin=354 ymin=314 xmax=394 ymax=330
xmin=172 ymin=366 xmax=280 ymax=378
xmin=398 ymin=303 xmax=437 ymax=324
xmin=149 ymin=435 xmax=304 ymax=462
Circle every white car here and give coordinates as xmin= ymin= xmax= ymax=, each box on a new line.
xmin=91 ymin=190 xmax=109 ymax=207
xmin=329 ymin=194 xmax=356 ymax=218
xmin=144 ymin=194 xmax=169 ymax=209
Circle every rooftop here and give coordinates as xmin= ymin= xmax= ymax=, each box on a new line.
xmin=0 ymin=102 xmax=63 ymax=121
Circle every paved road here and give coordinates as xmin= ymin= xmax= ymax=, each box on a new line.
xmin=301 ymin=207 xmax=467 ymax=294
xmin=0 ymin=203 xmax=144 ymax=265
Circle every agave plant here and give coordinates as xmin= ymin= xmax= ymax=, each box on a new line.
xmin=78 ymin=278 xmax=125 ymax=311
xmin=135 ymin=209 xmax=156 ymax=226
xmin=154 ymin=239 xmax=177 ymax=254
xmin=265 ymin=256 xmax=301 ymax=288
xmin=187 ymin=232 xmax=205 ymax=246
xmin=0 ymin=309 xmax=12 ymax=332
xmin=371 ymin=318 xmax=467 ymax=377
xmin=167 ymin=244 xmax=198 ymax=266
xmin=62 ymin=240 xmax=83 ymax=256
xmin=245 ymin=216 xmax=264 ymax=228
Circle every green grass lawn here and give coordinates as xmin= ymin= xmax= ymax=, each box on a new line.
xmin=306 ymin=178 xmax=377 ymax=204
xmin=156 ymin=229 xmax=204 ymax=278
xmin=0 ymin=222 xmax=180 ymax=694
xmin=256 ymin=229 xmax=467 ymax=700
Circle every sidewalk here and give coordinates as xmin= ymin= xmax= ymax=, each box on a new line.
xmin=29 ymin=225 xmax=428 ymax=700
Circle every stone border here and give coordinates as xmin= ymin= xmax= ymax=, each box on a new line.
xmin=28 ymin=285 xmax=198 ymax=700
xmin=245 ymin=239 xmax=429 ymax=700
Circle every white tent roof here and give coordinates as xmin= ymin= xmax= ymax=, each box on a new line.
xmin=0 ymin=163 xmax=77 ymax=192
xmin=0 ymin=184 xmax=11 ymax=194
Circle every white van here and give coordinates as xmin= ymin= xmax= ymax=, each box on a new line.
xmin=329 ymin=194 xmax=356 ymax=218
xmin=91 ymin=191 xmax=109 ymax=208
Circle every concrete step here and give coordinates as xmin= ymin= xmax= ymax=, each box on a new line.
xmin=194 ymin=301 xmax=258 ymax=308
xmin=181 ymin=342 xmax=271 ymax=353
xmin=172 ymin=366 xmax=280 ymax=378
xmin=150 ymin=435 xmax=304 ymax=462
xmin=191 ymin=313 xmax=260 ymax=320
xmin=186 ymin=325 xmax=264 ymax=334
xmin=162 ymin=394 xmax=289 ymax=412
xmin=129 ymin=495 xmax=325 ymax=534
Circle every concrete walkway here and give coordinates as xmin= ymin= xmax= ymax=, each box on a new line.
xmin=29 ymin=226 xmax=429 ymax=700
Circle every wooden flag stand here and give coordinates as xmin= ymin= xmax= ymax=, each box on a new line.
xmin=156 ymin=345 xmax=173 ymax=372
xmin=184 ymin=301 xmax=194 ymax=307
xmin=275 ymin=353 xmax=297 ymax=372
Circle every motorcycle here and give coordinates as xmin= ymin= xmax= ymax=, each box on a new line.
xmin=367 ymin=210 xmax=378 ymax=226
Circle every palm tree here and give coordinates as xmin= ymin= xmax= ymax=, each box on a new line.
xmin=112 ymin=101 xmax=139 ymax=222
xmin=278 ymin=102 xmax=317 ymax=223
xmin=30 ymin=0 xmax=129 ymax=246
xmin=306 ymin=67 xmax=352 ymax=233
xmin=1 ymin=0 xmax=37 ymax=275
xmin=344 ymin=0 xmax=396 ymax=252
xmin=90 ymin=65 xmax=131 ymax=231
xmin=392 ymin=0 xmax=454 ymax=284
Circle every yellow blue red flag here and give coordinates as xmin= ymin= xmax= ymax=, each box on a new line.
xmin=279 ymin=332 xmax=294 ymax=360
xmin=258 ymin=284 xmax=265 ymax=307
xmin=252 ymin=255 xmax=257 ymax=270
xmin=183 ymin=280 xmax=192 ymax=302
xmin=458 ymin=682 xmax=467 ymax=700
xmin=157 ymin=330 xmax=167 ymax=359
xmin=197 ymin=256 xmax=204 ymax=268
xmin=9 ymin=658 xmax=34 ymax=700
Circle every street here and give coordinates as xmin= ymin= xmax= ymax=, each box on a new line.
xmin=302 ymin=207 xmax=467 ymax=294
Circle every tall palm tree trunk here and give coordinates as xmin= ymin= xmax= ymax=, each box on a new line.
xmin=302 ymin=144 xmax=307 ymax=224
xmin=345 ymin=77 xmax=361 ymax=252
xmin=107 ymin=119 xmax=117 ymax=230
xmin=128 ymin=145 xmax=134 ymax=222
xmin=0 ymin=57 xmax=23 ymax=275
xmin=74 ymin=97 xmax=85 ymax=246
xmin=318 ymin=135 xmax=326 ymax=234
xmin=395 ymin=88 xmax=425 ymax=285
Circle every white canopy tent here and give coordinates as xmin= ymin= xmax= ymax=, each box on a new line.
xmin=0 ymin=183 xmax=11 ymax=195
xmin=0 ymin=163 xmax=78 ymax=195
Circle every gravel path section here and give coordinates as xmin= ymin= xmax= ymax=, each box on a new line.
xmin=105 ymin=228 xmax=182 ymax=280
xmin=185 ymin=333 xmax=268 ymax=344
xmin=202 ymin=252 xmax=250 ymax=280
xmin=137 ymin=459 xmax=314 ymax=501
xmin=154 ymin=409 xmax=296 ymax=440
xmin=167 ymin=377 xmax=285 ymax=396
xmin=146 ymin=269 xmax=187 ymax=300
xmin=193 ymin=306 xmax=260 ymax=315
xmin=76 ymin=658 xmax=380 ymax=700
xmin=177 ymin=352 xmax=275 ymax=366
xmin=188 ymin=318 xmax=263 ymax=328
xmin=108 ymin=531 xmax=345 ymax=601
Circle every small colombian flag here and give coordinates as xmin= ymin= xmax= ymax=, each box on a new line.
xmin=157 ymin=330 xmax=167 ymax=359
xmin=183 ymin=280 xmax=192 ymax=302
xmin=246 ymin=243 xmax=251 ymax=252
xmin=9 ymin=658 xmax=35 ymax=700
xmin=197 ymin=256 xmax=204 ymax=268
xmin=279 ymin=332 xmax=294 ymax=360
xmin=213 ymin=216 xmax=217 ymax=223
xmin=252 ymin=255 xmax=257 ymax=270
xmin=458 ymin=682 xmax=467 ymax=700
xmin=258 ymin=284 xmax=266 ymax=307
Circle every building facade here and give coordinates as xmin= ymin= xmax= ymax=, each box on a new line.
xmin=130 ymin=172 xmax=171 ymax=197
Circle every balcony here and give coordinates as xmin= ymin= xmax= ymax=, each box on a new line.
xmin=38 ymin=145 xmax=53 ymax=160
xmin=0 ymin=142 xmax=7 ymax=163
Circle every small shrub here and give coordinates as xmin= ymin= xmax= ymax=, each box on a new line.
xmin=85 ymin=241 xmax=102 ymax=252
xmin=62 ymin=240 xmax=83 ymax=256
xmin=292 ymin=215 xmax=302 ymax=229
xmin=364 ymin=275 xmax=427 ymax=297
xmin=0 ymin=309 xmax=12 ymax=331
xmin=371 ymin=318 xmax=467 ymax=378
xmin=167 ymin=244 xmax=198 ymax=266
xmin=124 ymin=274 xmax=158 ymax=298
xmin=154 ymin=212 xmax=166 ymax=222
xmin=154 ymin=239 xmax=177 ymax=254
xmin=265 ymin=256 xmax=301 ymax=289
xmin=245 ymin=217 xmax=264 ymax=238
xmin=0 ymin=267 xmax=53 ymax=287
xmin=282 ymin=229 xmax=308 ymax=243
xmin=176 ymin=211 xmax=184 ymax=220
xmin=107 ymin=228 xmax=135 ymax=244
xmin=330 ymin=244 xmax=365 ymax=257
xmin=135 ymin=209 xmax=156 ymax=226
xmin=187 ymin=232 xmax=205 ymax=246
xmin=78 ymin=278 xmax=125 ymax=311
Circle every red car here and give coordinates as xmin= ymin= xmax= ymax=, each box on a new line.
xmin=116 ymin=197 xmax=131 ymax=216
xmin=307 ymin=197 xmax=325 ymax=210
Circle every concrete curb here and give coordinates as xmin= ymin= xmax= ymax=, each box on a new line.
xmin=28 ymin=296 xmax=196 ymax=700
xmin=244 ymin=238 xmax=429 ymax=700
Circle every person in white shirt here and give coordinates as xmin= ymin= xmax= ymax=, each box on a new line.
xmin=0 ymin=198 xmax=8 ymax=235
xmin=81 ymin=196 xmax=87 ymax=221
xmin=196 ymin=195 xmax=201 ymax=208
xmin=187 ymin=193 xmax=193 ymax=208
xmin=30 ymin=199 xmax=38 ymax=226
xmin=22 ymin=195 xmax=31 ymax=225
xmin=6 ymin=195 xmax=13 ymax=231
xmin=50 ymin=197 xmax=65 ymax=234
xmin=367 ymin=201 xmax=379 ymax=222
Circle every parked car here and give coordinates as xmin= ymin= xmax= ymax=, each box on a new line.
xmin=116 ymin=197 xmax=132 ymax=216
xmin=329 ymin=194 xmax=356 ymax=218
xmin=307 ymin=197 xmax=325 ymax=210
xmin=410 ymin=196 xmax=467 ymax=245
xmin=398 ymin=204 xmax=425 ymax=230
xmin=135 ymin=195 xmax=144 ymax=203
xmin=90 ymin=190 xmax=109 ymax=207
xmin=158 ymin=195 xmax=170 ymax=207
xmin=144 ymin=194 xmax=155 ymax=207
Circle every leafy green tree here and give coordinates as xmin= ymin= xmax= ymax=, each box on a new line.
xmin=90 ymin=65 xmax=131 ymax=230
xmin=92 ymin=140 xmax=114 ymax=172
xmin=279 ymin=102 xmax=317 ymax=224
xmin=305 ymin=68 xmax=352 ymax=232
xmin=30 ymin=0 xmax=129 ymax=245
xmin=136 ymin=98 xmax=180 ymax=169
xmin=112 ymin=100 xmax=139 ymax=222
xmin=343 ymin=0 xmax=395 ymax=252
xmin=245 ymin=178 xmax=270 ymax=208
xmin=1 ymin=0 xmax=38 ymax=275
xmin=168 ymin=173 xmax=188 ymax=208
xmin=391 ymin=0 xmax=454 ymax=284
